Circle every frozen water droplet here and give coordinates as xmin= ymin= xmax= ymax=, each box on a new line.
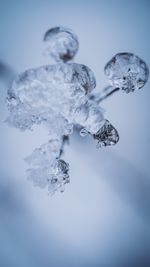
xmin=93 ymin=120 xmax=119 ymax=147
xmin=55 ymin=159 xmax=69 ymax=177
xmin=80 ymin=128 xmax=88 ymax=137
xmin=43 ymin=26 xmax=79 ymax=62
xmin=104 ymin=52 xmax=149 ymax=93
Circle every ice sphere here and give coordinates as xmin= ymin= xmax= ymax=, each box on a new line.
xmin=93 ymin=120 xmax=119 ymax=147
xmin=104 ymin=53 xmax=149 ymax=93
xmin=43 ymin=26 xmax=79 ymax=62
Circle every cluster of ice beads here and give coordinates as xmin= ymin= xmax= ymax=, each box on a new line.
xmin=6 ymin=26 xmax=149 ymax=194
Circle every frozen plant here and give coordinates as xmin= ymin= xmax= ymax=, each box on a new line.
xmin=6 ymin=26 xmax=149 ymax=195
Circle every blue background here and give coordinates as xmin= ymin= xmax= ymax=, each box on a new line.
xmin=0 ymin=0 xmax=150 ymax=266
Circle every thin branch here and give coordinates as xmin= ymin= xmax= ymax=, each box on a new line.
xmin=90 ymin=86 xmax=120 ymax=103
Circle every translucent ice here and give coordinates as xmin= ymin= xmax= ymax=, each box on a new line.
xmin=93 ymin=120 xmax=119 ymax=147
xmin=43 ymin=26 xmax=79 ymax=62
xmin=6 ymin=62 xmax=106 ymax=194
xmin=24 ymin=132 xmax=68 ymax=194
xmin=74 ymin=102 xmax=104 ymax=134
xmin=7 ymin=33 xmax=145 ymax=195
xmin=104 ymin=53 xmax=149 ymax=93
xmin=8 ymin=50 xmax=147 ymax=194
xmin=6 ymin=63 xmax=96 ymax=133
xmin=25 ymin=139 xmax=70 ymax=194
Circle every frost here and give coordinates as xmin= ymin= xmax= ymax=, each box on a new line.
xmin=25 ymin=138 xmax=69 ymax=194
xmin=6 ymin=62 xmax=105 ymax=194
xmin=5 ymin=27 xmax=149 ymax=195
xmin=6 ymin=63 xmax=96 ymax=132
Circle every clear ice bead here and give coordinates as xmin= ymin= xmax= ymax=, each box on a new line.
xmin=93 ymin=119 xmax=119 ymax=147
xmin=43 ymin=26 xmax=79 ymax=62
xmin=104 ymin=52 xmax=149 ymax=93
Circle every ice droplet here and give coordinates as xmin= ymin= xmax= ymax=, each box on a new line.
xmin=93 ymin=120 xmax=119 ymax=147
xmin=104 ymin=52 xmax=149 ymax=93
xmin=43 ymin=26 xmax=79 ymax=62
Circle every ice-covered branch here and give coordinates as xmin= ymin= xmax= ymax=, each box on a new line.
xmin=5 ymin=27 xmax=149 ymax=195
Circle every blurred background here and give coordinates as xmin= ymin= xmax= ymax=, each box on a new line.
xmin=0 ymin=0 xmax=150 ymax=266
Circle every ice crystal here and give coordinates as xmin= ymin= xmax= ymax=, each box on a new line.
xmin=93 ymin=120 xmax=119 ymax=147
xmin=5 ymin=27 xmax=149 ymax=195
xmin=104 ymin=53 xmax=149 ymax=93
xmin=43 ymin=26 xmax=79 ymax=62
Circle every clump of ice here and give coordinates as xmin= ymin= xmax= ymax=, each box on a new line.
xmin=6 ymin=62 xmax=108 ymax=194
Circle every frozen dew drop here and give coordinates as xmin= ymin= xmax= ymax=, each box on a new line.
xmin=104 ymin=52 xmax=149 ymax=93
xmin=43 ymin=26 xmax=79 ymax=62
xmin=55 ymin=159 xmax=69 ymax=178
xmin=93 ymin=119 xmax=119 ymax=147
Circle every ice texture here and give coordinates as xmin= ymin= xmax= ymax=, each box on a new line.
xmin=43 ymin=26 xmax=79 ymax=62
xmin=25 ymin=140 xmax=70 ymax=195
xmin=7 ymin=46 xmax=148 ymax=194
xmin=6 ymin=63 xmax=96 ymax=132
xmin=93 ymin=120 xmax=119 ymax=147
xmin=104 ymin=53 xmax=149 ymax=93
xmin=6 ymin=62 xmax=110 ymax=194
